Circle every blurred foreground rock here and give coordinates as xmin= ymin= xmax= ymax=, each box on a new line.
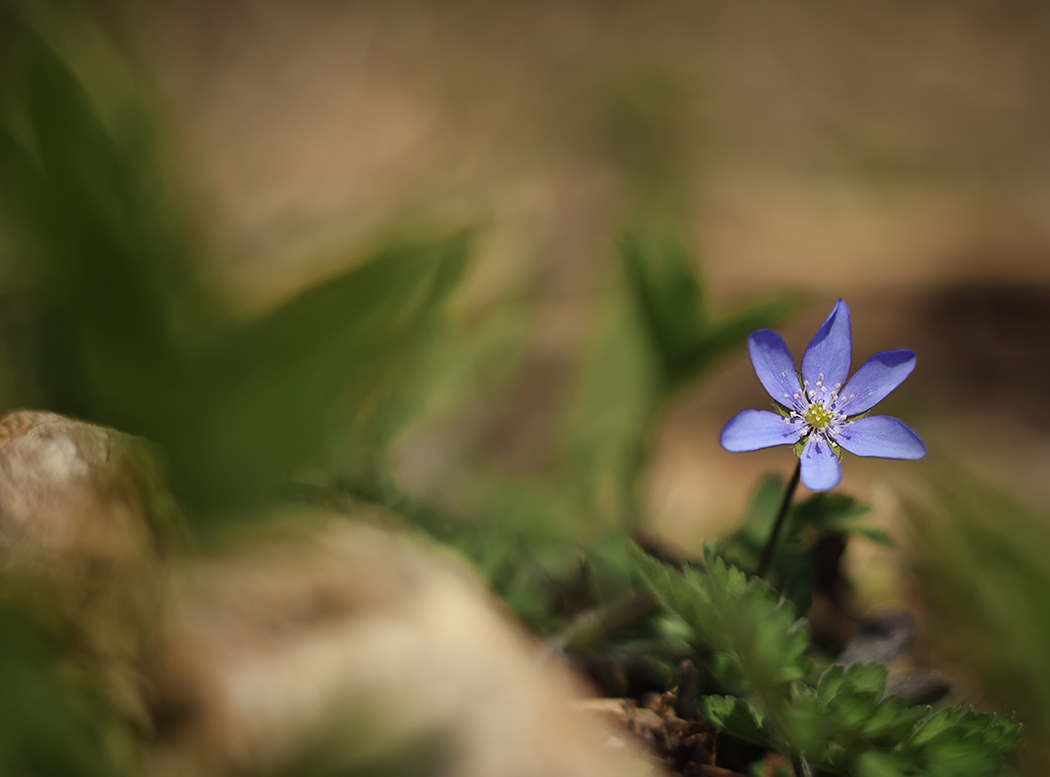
xmin=0 ymin=411 xmax=177 ymax=729
xmin=0 ymin=412 xmax=653 ymax=777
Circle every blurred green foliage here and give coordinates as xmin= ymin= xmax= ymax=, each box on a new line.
xmin=0 ymin=605 xmax=134 ymax=777
xmin=270 ymin=708 xmax=450 ymax=777
xmin=908 ymin=478 xmax=1050 ymax=774
xmin=0 ymin=5 xmax=468 ymax=516
xmin=619 ymin=229 xmax=796 ymax=394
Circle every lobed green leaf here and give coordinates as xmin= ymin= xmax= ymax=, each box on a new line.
xmin=699 ymin=696 xmax=778 ymax=749
xmin=631 ymin=543 xmax=810 ymax=699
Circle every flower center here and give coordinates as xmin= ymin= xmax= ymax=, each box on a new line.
xmin=804 ymin=402 xmax=834 ymax=430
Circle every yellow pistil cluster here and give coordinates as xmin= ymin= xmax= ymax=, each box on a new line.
xmin=804 ymin=402 xmax=834 ymax=431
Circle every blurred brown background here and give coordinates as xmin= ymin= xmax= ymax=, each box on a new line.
xmin=90 ymin=0 xmax=1050 ymax=551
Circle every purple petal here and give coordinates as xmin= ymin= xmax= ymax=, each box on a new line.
xmin=835 ymin=416 xmax=926 ymax=460
xmin=801 ymin=299 xmax=851 ymax=392
xmin=748 ymin=330 xmax=802 ymax=406
xmin=840 ymin=350 xmax=916 ymax=415
xmin=721 ymin=410 xmax=804 ymax=452
xmin=800 ymin=435 xmax=842 ymax=491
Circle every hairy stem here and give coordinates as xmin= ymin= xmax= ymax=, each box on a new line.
xmin=756 ymin=460 xmax=801 ymax=579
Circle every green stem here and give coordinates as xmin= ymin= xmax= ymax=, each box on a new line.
xmin=755 ymin=460 xmax=801 ymax=579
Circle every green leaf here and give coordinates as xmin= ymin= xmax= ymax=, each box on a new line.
xmin=618 ymin=228 xmax=796 ymax=391
xmin=815 ymin=665 xmax=848 ymax=709
xmin=854 ymin=751 xmax=909 ymax=777
xmin=907 ymin=706 xmax=1021 ymax=756
xmin=904 ymin=708 xmax=1007 ymax=777
xmin=860 ymin=697 xmax=928 ymax=746
xmin=559 ymin=258 xmax=659 ymax=527
xmin=0 ymin=8 xmax=471 ymax=514
xmin=618 ymin=229 xmax=705 ymax=376
xmin=835 ymin=664 xmax=887 ymax=700
xmin=182 ymin=232 xmax=469 ymax=506
xmin=692 ymin=297 xmax=799 ymax=378
xmin=631 ymin=543 xmax=810 ymax=697
xmin=795 ymin=663 xmax=928 ymax=770
xmin=854 ymin=527 xmax=895 ymax=547
xmin=699 ymin=696 xmax=778 ymax=749
xmin=791 ymin=492 xmax=872 ymax=535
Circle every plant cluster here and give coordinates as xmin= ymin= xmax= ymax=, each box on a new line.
xmin=633 ymin=545 xmax=1020 ymax=776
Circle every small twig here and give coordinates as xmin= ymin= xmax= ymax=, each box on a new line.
xmin=756 ymin=460 xmax=801 ymax=579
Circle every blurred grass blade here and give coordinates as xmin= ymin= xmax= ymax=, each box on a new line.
xmin=619 ymin=229 xmax=706 ymax=373
xmin=0 ymin=6 xmax=219 ymax=396
xmin=619 ymin=227 xmax=797 ymax=391
xmin=0 ymin=7 xmax=471 ymax=514
xmin=908 ymin=476 xmax=1046 ymax=771
xmin=180 ymin=233 xmax=470 ymax=506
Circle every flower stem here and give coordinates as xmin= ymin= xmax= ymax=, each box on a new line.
xmin=755 ymin=460 xmax=801 ymax=579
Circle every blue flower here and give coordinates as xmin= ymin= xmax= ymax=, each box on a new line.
xmin=720 ymin=299 xmax=925 ymax=491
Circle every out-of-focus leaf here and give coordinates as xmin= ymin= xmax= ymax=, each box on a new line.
xmin=560 ymin=262 xmax=658 ymax=527
xmin=791 ymin=492 xmax=872 ymax=535
xmin=179 ymin=233 xmax=469 ymax=507
xmin=854 ymin=527 xmax=894 ymax=547
xmin=854 ymin=751 xmax=908 ymax=777
xmin=0 ymin=8 xmax=470 ymax=515
xmin=908 ymin=476 xmax=1048 ymax=771
xmin=619 ymin=228 xmax=797 ymax=392
xmin=0 ymin=606 xmax=133 ymax=777
xmin=619 ymin=230 xmax=705 ymax=374
xmin=902 ymin=706 xmax=1021 ymax=777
